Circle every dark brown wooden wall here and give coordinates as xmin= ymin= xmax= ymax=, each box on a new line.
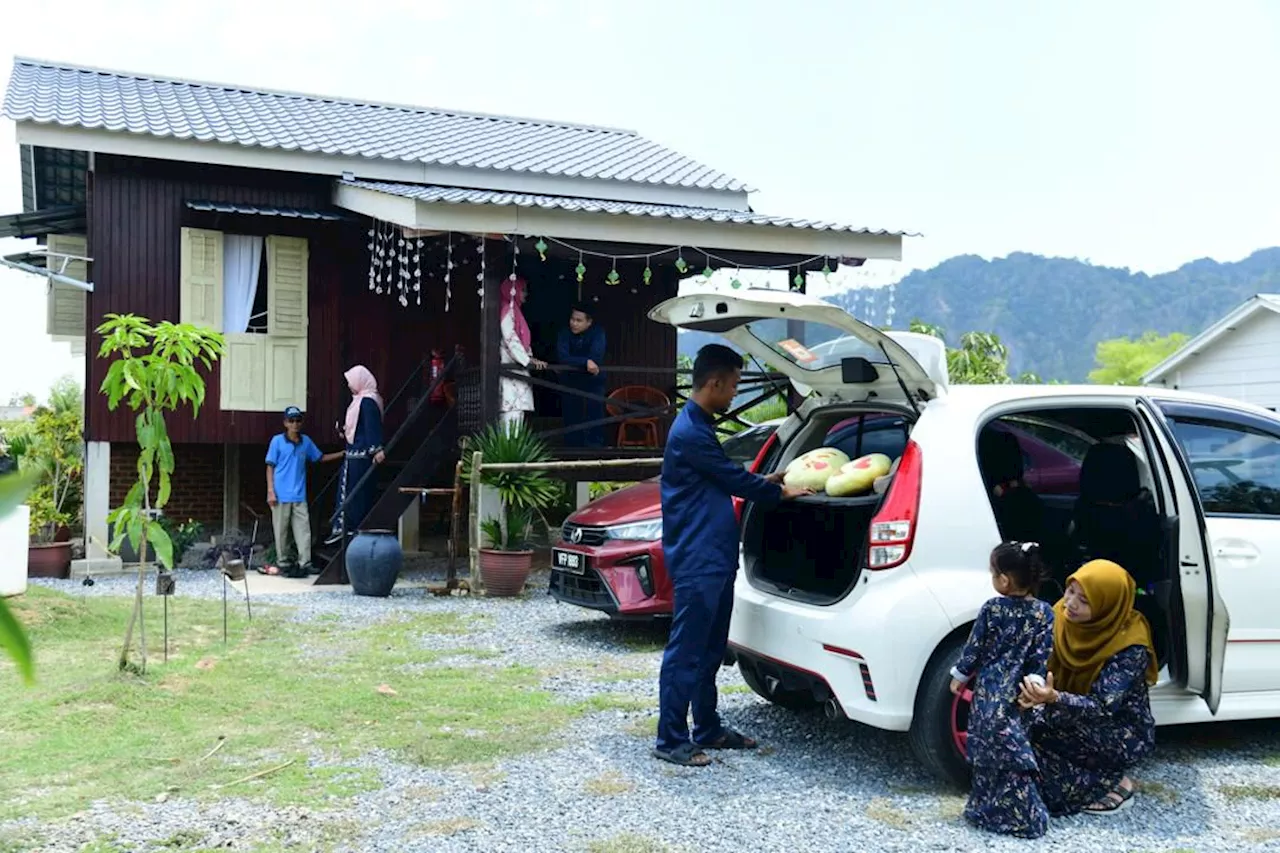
xmin=85 ymin=155 xmax=482 ymax=446
xmin=85 ymin=155 xmax=677 ymax=448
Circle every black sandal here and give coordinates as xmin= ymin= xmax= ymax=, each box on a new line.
xmin=700 ymin=727 xmax=759 ymax=750
xmin=1083 ymin=782 xmax=1135 ymax=815
xmin=652 ymin=743 xmax=712 ymax=767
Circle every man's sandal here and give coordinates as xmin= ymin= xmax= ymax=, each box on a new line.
xmin=652 ymin=743 xmax=713 ymax=767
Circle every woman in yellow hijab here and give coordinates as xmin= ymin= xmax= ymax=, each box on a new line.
xmin=1018 ymin=560 xmax=1158 ymax=817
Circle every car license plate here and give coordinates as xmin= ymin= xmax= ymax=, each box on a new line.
xmin=552 ymin=548 xmax=586 ymax=575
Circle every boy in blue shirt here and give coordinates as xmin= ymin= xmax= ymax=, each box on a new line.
xmin=266 ymin=406 xmax=343 ymax=577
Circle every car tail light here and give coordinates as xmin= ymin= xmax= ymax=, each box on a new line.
xmin=734 ymin=431 xmax=780 ymax=521
xmin=867 ymin=440 xmax=922 ymax=570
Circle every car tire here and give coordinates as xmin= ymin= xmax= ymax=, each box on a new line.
xmin=908 ymin=634 xmax=972 ymax=789
xmin=738 ymin=661 xmax=821 ymax=711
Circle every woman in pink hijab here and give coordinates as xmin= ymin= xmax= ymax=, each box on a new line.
xmin=326 ymin=365 xmax=385 ymax=544
xmin=499 ymin=276 xmax=545 ymax=432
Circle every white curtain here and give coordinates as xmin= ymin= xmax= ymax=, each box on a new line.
xmin=223 ymin=234 xmax=264 ymax=333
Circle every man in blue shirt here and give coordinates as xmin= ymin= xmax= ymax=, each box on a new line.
xmin=555 ymin=303 xmax=607 ymax=448
xmin=653 ymin=344 xmax=810 ymax=767
xmin=266 ymin=406 xmax=343 ymax=578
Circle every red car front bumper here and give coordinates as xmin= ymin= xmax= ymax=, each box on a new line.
xmin=548 ymin=537 xmax=672 ymax=619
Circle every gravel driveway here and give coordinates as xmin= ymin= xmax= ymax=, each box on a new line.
xmin=12 ymin=568 xmax=1280 ymax=852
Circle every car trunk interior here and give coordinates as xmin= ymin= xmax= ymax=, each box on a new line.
xmin=741 ymin=406 xmax=914 ymax=605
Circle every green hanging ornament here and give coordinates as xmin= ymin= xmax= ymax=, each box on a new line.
xmin=575 ymin=259 xmax=586 ymax=283
xmin=643 ymin=260 xmax=653 ymax=286
xmin=606 ymin=263 xmax=620 ymax=286
xmin=535 ymin=237 xmax=548 ymax=262
xmin=793 ymin=271 xmax=805 ymax=291
xmin=702 ymin=265 xmax=714 ymax=279
xmin=730 ymin=276 xmax=742 ymax=289
xmin=674 ymin=253 xmax=688 ymax=274
xmin=822 ymin=259 xmax=832 ymax=281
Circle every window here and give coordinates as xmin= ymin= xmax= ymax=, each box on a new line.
xmin=723 ymin=423 xmax=778 ymax=467
xmin=993 ymin=418 xmax=1088 ymax=496
xmin=1169 ymin=417 xmax=1280 ymax=516
xmin=823 ymin=414 xmax=909 ymax=461
xmin=179 ymin=227 xmax=309 ymax=412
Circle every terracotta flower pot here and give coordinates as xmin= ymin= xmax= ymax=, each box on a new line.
xmin=28 ymin=541 xmax=72 ymax=579
xmin=478 ymin=548 xmax=534 ymax=597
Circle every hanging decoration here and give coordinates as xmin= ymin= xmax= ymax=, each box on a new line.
xmin=821 ymin=257 xmax=832 ymax=284
xmin=575 ymin=251 xmax=586 ymax=284
xmin=511 ymin=237 xmax=521 ymax=281
xmin=366 ymin=226 xmax=376 ymax=292
xmin=476 ymin=235 xmax=486 ymax=308
xmin=606 ymin=256 xmax=620 ymax=287
xmin=444 ymin=231 xmax=453 ymax=312
xmin=674 ymin=251 xmax=688 ymax=275
xmin=729 ymin=269 xmax=743 ymax=290
xmin=413 ymin=235 xmax=423 ymax=306
xmin=535 ymin=237 xmax=548 ymax=262
xmin=643 ymin=256 xmax=653 ymax=286
xmin=701 ymin=250 xmax=714 ymax=281
xmin=792 ymin=268 xmax=805 ymax=292
xmin=885 ymin=276 xmax=897 ymax=328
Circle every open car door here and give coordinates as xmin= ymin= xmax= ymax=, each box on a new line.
xmin=1136 ymin=399 xmax=1229 ymax=714
xmin=649 ymin=289 xmax=946 ymax=404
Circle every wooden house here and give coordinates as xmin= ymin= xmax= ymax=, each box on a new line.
xmin=0 ymin=57 xmax=908 ymax=577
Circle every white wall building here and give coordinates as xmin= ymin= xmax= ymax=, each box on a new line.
xmin=1143 ymin=294 xmax=1280 ymax=411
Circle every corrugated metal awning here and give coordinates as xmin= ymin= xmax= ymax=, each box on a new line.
xmin=0 ymin=205 xmax=85 ymax=239
xmin=184 ymin=200 xmax=351 ymax=221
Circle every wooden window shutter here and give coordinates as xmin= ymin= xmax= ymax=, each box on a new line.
xmin=220 ymin=334 xmax=267 ymax=411
xmin=45 ymin=233 xmax=87 ymax=338
xmin=180 ymin=227 xmax=224 ymax=331
xmin=265 ymin=337 xmax=307 ymax=412
xmin=266 ymin=235 xmax=308 ymax=337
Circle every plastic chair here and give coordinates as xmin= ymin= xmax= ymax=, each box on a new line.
xmin=606 ymin=385 xmax=670 ymax=448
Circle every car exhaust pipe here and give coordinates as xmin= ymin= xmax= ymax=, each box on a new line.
xmin=824 ymin=697 xmax=844 ymax=721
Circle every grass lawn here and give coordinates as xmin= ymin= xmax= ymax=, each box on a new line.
xmin=0 ymin=586 xmax=634 ymax=823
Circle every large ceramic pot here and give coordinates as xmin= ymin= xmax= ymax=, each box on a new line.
xmin=346 ymin=530 xmax=403 ymax=597
xmin=478 ymin=549 xmax=533 ymax=597
xmin=28 ymin=541 xmax=72 ymax=579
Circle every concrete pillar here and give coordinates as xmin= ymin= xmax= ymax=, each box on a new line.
xmin=222 ymin=443 xmax=240 ymax=537
xmin=399 ymin=499 xmax=421 ymax=553
xmin=84 ymin=441 xmax=111 ymax=559
xmin=72 ymin=440 xmax=125 ymax=578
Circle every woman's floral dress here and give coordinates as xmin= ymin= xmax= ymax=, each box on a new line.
xmin=951 ymin=595 xmax=1055 ymax=838
xmin=1029 ymin=644 xmax=1156 ymax=816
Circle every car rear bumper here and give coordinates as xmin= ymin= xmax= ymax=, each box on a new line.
xmin=728 ymin=569 xmax=951 ymax=732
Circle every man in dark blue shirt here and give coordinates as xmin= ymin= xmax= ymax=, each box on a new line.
xmin=555 ymin=303 xmax=606 ymax=448
xmin=653 ymin=344 xmax=810 ymax=767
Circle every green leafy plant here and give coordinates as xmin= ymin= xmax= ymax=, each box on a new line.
xmin=0 ymin=464 xmax=37 ymax=685
xmin=462 ymin=422 xmax=560 ymax=552
xmin=7 ymin=401 xmax=84 ymax=542
xmin=157 ymin=517 xmax=204 ymax=566
xmin=97 ymin=313 xmax=224 ymax=672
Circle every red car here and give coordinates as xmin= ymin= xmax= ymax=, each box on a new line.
xmin=549 ymin=413 xmax=1085 ymax=619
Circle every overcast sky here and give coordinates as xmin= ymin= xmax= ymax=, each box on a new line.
xmin=1 ymin=0 xmax=1277 ymax=402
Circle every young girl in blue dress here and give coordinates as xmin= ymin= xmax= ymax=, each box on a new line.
xmin=949 ymin=541 xmax=1056 ymax=838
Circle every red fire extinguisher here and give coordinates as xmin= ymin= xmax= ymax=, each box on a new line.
xmin=428 ymin=349 xmax=446 ymax=404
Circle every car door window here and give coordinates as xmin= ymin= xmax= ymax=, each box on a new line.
xmin=1168 ymin=418 xmax=1280 ymax=516
xmin=723 ymin=425 xmax=775 ymax=467
xmin=995 ymin=418 xmax=1089 ymax=495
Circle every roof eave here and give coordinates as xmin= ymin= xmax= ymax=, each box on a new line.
xmin=1142 ymin=294 xmax=1280 ymax=384
xmin=333 ymin=181 xmax=904 ymax=262
xmin=12 ymin=121 xmax=755 ymax=211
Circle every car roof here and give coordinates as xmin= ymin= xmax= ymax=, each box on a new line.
xmin=927 ymin=383 xmax=1280 ymax=421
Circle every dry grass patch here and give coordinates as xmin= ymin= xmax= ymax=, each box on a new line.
xmin=624 ymin=716 xmax=658 ymax=738
xmin=587 ymin=833 xmax=685 ymax=853
xmin=1138 ymin=779 xmax=1179 ymax=803
xmin=584 ymin=770 xmax=635 ymax=796
xmin=865 ymin=797 xmax=912 ymax=830
xmin=415 ymin=817 xmax=481 ymax=837
xmin=1220 ymin=784 xmax=1280 ymax=801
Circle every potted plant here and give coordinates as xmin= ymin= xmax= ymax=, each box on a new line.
xmin=7 ymin=405 xmax=83 ymax=579
xmin=463 ymin=422 xmax=560 ymax=597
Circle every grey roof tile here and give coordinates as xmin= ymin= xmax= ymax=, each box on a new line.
xmin=4 ymin=59 xmax=750 ymax=192
xmin=344 ymin=179 xmax=909 ymax=236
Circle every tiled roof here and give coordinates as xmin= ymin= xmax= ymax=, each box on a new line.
xmin=344 ymin=180 xmax=909 ymax=236
xmin=4 ymin=58 xmax=749 ymax=192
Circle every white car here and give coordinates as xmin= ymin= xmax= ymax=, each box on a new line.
xmin=649 ymin=288 xmax=1280 ymax=785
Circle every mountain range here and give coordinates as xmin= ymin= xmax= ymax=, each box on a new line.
xmin=677 ymin=248 xmax=1280 ymax=381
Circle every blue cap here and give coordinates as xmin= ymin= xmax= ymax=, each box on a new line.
xmin=283 ymin=406 xmax=303 ymax=419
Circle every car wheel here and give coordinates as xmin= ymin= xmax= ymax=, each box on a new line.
xmin=738 ymin=661 xmax=821 ymax=711
xmin=908 ymin=634 xmax=972 ymax=789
